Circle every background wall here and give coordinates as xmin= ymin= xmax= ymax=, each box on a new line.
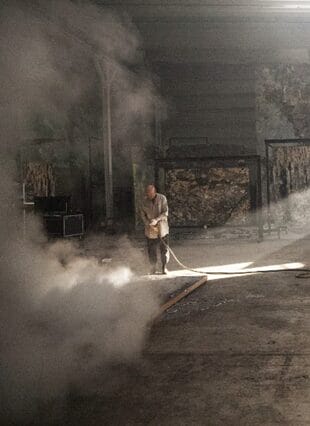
xmin=256 ymin=64 xmax=310 ymax=153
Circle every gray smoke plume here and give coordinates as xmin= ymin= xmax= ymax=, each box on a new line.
xmin=0 ymin=0 xmax=158 ymax=423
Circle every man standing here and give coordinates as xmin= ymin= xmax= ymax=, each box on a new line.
xmin=141 ymin=184 xmax=170 ymax=274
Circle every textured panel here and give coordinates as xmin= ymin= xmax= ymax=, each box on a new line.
xmin=165 ymin=167 xmax=251 ymax=227
xmin=268 ymin=143 xmax=310 ymax=225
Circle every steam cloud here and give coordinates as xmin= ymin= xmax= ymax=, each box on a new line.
xmin=0 ymin=0 xmax=158 ymax=422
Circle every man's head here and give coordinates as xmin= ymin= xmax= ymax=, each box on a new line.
xmin=146 ymin=184 xmax=157 ymax=200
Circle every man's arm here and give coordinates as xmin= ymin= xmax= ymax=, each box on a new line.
xmin=140 ymin=205 xmax=149 ymax=226
xmin=154 ymin=195 xmax=168 ymax=223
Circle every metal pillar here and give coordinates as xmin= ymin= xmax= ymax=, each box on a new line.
xmin=88 ymin=136 xmax=93 ymax=225
xmin=104 ymin=67 xmax=113 ymax=224
xmin=154 ymin=100 xmax=162 ymax=158
xmin=96 ymin=58 xmax=115 ymax=226
xmin=256 ymin=156 xmax=264 ymax=241
xmin=265 ymin=140 xmax=271 ymax=233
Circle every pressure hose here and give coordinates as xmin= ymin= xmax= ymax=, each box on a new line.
xmin=160 ymin=237 xmax=310 ymax=279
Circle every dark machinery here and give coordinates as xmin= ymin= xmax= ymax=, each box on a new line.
xmin=34 ymin=196 xmax=84 ymax=238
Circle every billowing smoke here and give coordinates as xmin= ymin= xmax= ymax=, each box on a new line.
xmin=0 ymin=236 xmax=158 ymax=422
xmin=0 ymin=0 xmax=158 ymax=422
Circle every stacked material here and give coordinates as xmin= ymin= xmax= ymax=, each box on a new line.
xmin=166 ymin=167 xmax=251 ymax=227
xmin=24 ymin=162 xmax=55 ymax=200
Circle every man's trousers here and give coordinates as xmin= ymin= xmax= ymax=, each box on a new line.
xmin=146 ymin=235 xmax=170 ymax=269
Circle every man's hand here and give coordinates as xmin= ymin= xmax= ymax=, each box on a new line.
xmin=150 ymin=219 xmax=158 ymax=226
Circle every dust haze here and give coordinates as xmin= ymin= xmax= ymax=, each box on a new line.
xmin=0 ymin=0 xmax=158 ymax=422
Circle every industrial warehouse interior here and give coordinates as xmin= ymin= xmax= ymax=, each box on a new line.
xmin=1 ymin=0 xmax=310 ymax=425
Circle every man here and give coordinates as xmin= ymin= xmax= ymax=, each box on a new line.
xmin=141 ymin=184 xmax=170 ymax=274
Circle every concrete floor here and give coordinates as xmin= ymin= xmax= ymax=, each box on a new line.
xmin=39 ymin=231 xmax=310 ymax=425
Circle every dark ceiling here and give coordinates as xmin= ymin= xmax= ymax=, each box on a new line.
xmin=93 ymin=1 xmax=310 ymax=65
xmin=95 ymin=1 xmax=310 ymax=21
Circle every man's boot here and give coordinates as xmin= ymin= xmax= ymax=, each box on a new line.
xmin=161 ymin=263 xmax=168 ymax=275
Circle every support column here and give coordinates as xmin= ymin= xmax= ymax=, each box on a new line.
xmin=96 ymin=58 xmax=115 ymax=226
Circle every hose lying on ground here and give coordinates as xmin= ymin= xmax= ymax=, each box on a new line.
xmin=160 ymin=238 xmax=310 ymax=279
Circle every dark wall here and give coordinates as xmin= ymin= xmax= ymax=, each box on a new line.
xmin=157 ymin=63 xmax=256 ymax=154
xmin=256 ymin=64 xmax=310 ymax=153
